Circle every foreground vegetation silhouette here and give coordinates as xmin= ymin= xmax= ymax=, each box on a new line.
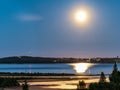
xmin=77 ymin=62 xmax=120 ymax=90
xmin=0 ymin=78 xmax=19 ymax=90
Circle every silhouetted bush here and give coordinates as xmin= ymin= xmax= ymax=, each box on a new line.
xmin=77 ymin=80 xmax=88 ymax=90
xmin=0 ymin=78 xmax=19 ymax=88
xmin=22 ymin=80 xmax=29 ymax=90
xmin=99 ymin=72 xmax=106 ymax=82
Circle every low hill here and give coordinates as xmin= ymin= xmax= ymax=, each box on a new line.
xmin=0 ymin=56 xmax=119 ymax=64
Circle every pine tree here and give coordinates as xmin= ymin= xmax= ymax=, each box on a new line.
xmin=109 ymin=62 xmax=120 ymax=83
xmin=112 ymin=62 xmax=118 ymax=74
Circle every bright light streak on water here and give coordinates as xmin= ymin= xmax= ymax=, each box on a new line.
xmin=69 ymin=63 xmax=94 ymax=73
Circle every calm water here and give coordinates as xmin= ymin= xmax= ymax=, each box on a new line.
xmin=0 ymin=63 xmax=118 ymax=74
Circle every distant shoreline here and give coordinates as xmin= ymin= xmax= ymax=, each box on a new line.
xmin=0 ymin=56 xmax=119 ymax=64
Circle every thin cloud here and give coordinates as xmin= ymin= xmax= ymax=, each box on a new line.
xmin=17 ymin=13 xmax=43 ymax=21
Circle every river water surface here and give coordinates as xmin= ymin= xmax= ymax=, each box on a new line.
xmin=0 ymin=63 xmax=118 ymax=74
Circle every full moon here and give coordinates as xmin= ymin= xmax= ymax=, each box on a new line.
xmin=70 ymin=7 xmax=92 ymax=27
xmin=75 ymin=10 xmax=88 ymax=23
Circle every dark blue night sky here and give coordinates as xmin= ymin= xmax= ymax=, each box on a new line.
xmin=0 ymin=0 xmax=120 ymax=57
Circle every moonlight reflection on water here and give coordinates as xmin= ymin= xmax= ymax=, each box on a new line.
xmin=69 ymin=63 xmax=94 ymax=73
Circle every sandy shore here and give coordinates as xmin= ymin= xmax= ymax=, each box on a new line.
xmin=3 ymin=76 xmax=109 ymax=90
